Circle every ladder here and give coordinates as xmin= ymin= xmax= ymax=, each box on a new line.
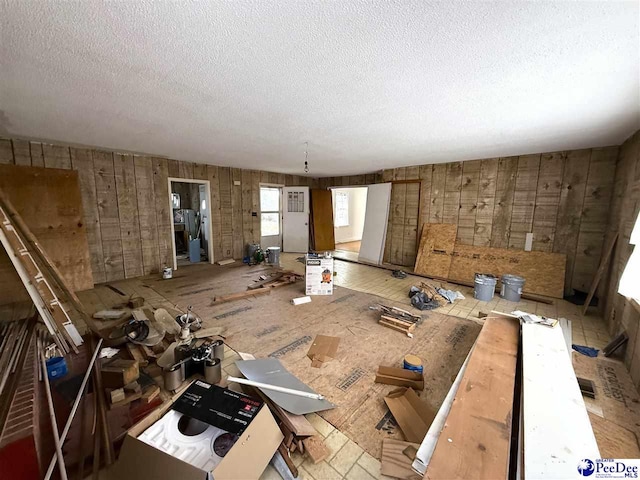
xmin=0 ymin=198 xmax=81 ymax=354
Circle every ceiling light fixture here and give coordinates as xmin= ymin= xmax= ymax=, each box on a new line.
xmin=304 ymin=142 xmax=309 ymax=174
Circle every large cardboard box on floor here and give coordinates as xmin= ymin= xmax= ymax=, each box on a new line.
xmin=108 ymin=381 xmax=283 ymax=480
xmin=305 ymin=254 xmax=334 ymax=295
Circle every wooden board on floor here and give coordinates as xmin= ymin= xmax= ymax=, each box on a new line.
xmin=522 ymin=322 xmax=599 ymax=479
xmin=381 ymin=439 xmax=421 ymax=480
xmin=0 ymin=164 xmax=93 ymax=306
xmin=414 ymin=224 xmax=457 ymax=278
xmin=310 ymin=189 xmax=335 ymax=251
xmin=448 ymin=243 xmax=566 ymax=298
xmin=425 ymin=316 xmax=519 ymax=480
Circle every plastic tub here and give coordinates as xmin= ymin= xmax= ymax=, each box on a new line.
xmin=403 ymin=354 xmax=423 ymax=374
xmin=474 ymin=273 xmax=497 ymax=301
xmin=46 ymin=356 xmax=68 ymax=380
xmin=501 ymin=274 xmax=526 ymax=302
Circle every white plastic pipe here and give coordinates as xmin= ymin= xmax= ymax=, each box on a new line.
xmin=226 ymin=376 xmax=324 ymax=400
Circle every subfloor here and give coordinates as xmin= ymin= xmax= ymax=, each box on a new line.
xmin=76 ymin=254 xmax=637 ymax=480
xmin=335 ymin=240 xmax=361 ymax=253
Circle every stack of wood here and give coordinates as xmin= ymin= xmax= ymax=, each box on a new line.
xmin=237 ymin=353 xmax=330 ymax=476
xmin=248 ymin=270 xmax=303 ymax=290
xmin=371 ymin=304 xmax=422 ymax=335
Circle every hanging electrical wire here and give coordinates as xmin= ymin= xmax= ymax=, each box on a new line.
xmin=304 ymin=142 xmax=309 ymax=174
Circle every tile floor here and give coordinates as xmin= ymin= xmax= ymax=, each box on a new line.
xmin=280 ymin=254 xmax=611 ymax=350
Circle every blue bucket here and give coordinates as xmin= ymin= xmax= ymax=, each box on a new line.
xmin=46 ymin=356 xmax=68 ymax=380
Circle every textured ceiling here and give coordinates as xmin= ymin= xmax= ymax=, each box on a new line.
xmin=1 ymin=1 xmax=638 ymax=176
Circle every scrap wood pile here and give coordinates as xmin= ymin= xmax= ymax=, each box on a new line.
xmin=370 ymin=304 xmax=422 ymax=336
xmin=209 ymin=270 xmax=303 ymax=306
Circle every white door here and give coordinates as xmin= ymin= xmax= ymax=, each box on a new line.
xmin=283 ymin=186 xmax=309 ymax=253
xmin=260 ymin=186 xmax=282 ymax=249
xmin=359 ymin=183 xmax=392 ymax=264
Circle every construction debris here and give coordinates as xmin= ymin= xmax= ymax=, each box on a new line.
xmin=371 ymin=304 xmax=422 ymax=336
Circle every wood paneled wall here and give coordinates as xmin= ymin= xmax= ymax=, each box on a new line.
xmin=319 ymin=146 xmax=619 ymax=295
xmin=0 ymin=137 xmax=316 ymax=285
xmin=604 ymin=129 xmax=640 ymax=389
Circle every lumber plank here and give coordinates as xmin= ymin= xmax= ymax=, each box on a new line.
xmin=381 ymin=439 xmax=421 ymax=480
xmin=522 ymin=322 xmax=599 ymax=478
xmin=425 ymin=316 xmax=519 ymax=480
xmin=582 ymin=233 xmax=618 ymax=315
xmin=303 ymin=436 xmax=330 ymax=464
xmin=210 ymin=287 xmax=271 ymax=305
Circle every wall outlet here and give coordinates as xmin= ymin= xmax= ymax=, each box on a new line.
xmin=234 ymin=180 xmax=241 ymax=186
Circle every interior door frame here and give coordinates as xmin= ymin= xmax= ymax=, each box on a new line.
xmin=259 ymin=182 xmax=284 ymax=249
xmin=167 ymin=177 xmax=215 ymax=270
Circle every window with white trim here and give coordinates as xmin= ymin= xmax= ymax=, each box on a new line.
xmin=619 ymin=211 xmax=640 ymax=299
xmin=334 ymin=191 xmax=349 ymax=227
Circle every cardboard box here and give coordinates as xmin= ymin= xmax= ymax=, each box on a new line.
xmin=305 ymin=254 xmax=334 ymax=295
xmin=307 ymin=335 xmax=340 ymax=368
xmin=384 ymin=387 xmax=435 ymax=443
xmin=109 ymin=381 xmax=284 ymax=480
xmin=375 ymin=366 xmax=424 ymax=390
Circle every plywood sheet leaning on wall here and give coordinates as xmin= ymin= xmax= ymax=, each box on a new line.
xmin=424 ymin=315 xmax=519 ymax=480
xmin=448 ymin=243 xmax=566 ymax=298
xmin=0 ymin=165 xmax=93 ymax=305
xmin=414 ymin=224 xmax=457 ymax=278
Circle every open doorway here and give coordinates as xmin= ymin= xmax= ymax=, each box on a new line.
xmin=169 ymin=179 xmax=213 ymax=269
xmin=332 ymin=187 xmax=368 ymax=256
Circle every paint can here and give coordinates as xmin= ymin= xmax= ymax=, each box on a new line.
xmin=266 ymin=247 xmax=280 ymax=266
xmin=501 ymin=274 xmax=525 ymax=302
xmin=403 ymin=354 xmax=423 ymax=374
xmin=474 ymin=273 xmax=497 ymax=301
xmin=162 ymin=267 xmax=173 ymax=279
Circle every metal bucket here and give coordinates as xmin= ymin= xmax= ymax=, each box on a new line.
xmin=266 ymin=247 xmax=280 ymax=266
xmin=247 ymin=243 xmax=261 ymax=260
xmin=474 ymin=273 xmax=497 ymax=301
xmin=501 ymin=274 xmax=525 ymax=302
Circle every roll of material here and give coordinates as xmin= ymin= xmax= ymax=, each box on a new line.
xmin=403 ymin=354 xmax=424 ymax=374
xmin=291 ymin=296 xmax=312 ymax=306
xmin=211 ymin=339 xmax=224 ymax=361
xmin=204 ymin=358 xmax=222 ymax=385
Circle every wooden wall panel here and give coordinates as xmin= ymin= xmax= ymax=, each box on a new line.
xmin=231 ymin=168 xmax=243 ymax=259
xmin=0 ymin=139 xmax=13 ymax=164
xmin=43 ymin=144 xmax=71 ymax=169
xmin=93 ymin=150 xmax=125 ymax=281
xmin=442 ymin=162 xmax=463 ymax=226
xmin=429 ymin=164 xmax=446 ymax=223
xmin=0 ymin=165 xmax=94 ymax=305
xmin=418 ymin=165 xmax=432 ymax=238
xmin=114 ymin=153 xmax=144 ymax=278
xmin=11 ymin=139 xmax=31 ymax=166
xmin=554 ymin=149 xmax=590 ymax=294
xmin=509 ymin=154 xmax=540 ymax=249
xmin=490 ymin=157 xmax=518 ymax=248
xmin=219 ymin=167 xmax=233 ymax=259
xmin=71 ymin=148 xmax=106 ymax=284
xmin=206 ymin=165 xmax=223 ymax=262
xmin=134 ymin=156 xmax=160 ymax=275
xmin=152 ymin=157 xmax=173 ymax=270
xmin=458 ymin=160 xmax=480 ymax=245
xmin=29 ymin=142 xmax=44 ymax=167
xmin=473 ymin=158 xmax=498 ymax=246
xmin=603 ymin=129 xmax=639 ymax=390
xmin=532 ymin=152 xmax=564 ymax=252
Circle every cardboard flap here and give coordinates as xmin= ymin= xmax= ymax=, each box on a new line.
xmin=384 ymin=388 xmax=435 ymax=443
xmin=108 ymin=435 xmax=206 ymax=480
xmin=307 ymin=335 xmax=340 ymax=367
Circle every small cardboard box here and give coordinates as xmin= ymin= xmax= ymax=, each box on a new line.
xmin=375 ymin=366 xmax=425 ymax=391
xmin=384 ymin=387 xmax=435 ymax=443
xmin=109 ymin=381 xmax=284 ymax=480
xmin=305 ymin=254 xmax=334 ymax=295
xmin=307 ymin=335 xmax=340 ymax=368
